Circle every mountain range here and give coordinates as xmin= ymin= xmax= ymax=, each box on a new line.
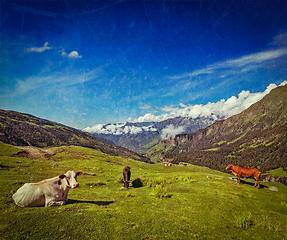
xmin=92 ymin=115 xmax=225 ymax=154
xmin=84 ymin=83 xmax=286 ymax=154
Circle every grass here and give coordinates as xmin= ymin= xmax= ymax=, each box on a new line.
xmin=235 ymin=212 xmax=281 ymax=232
xmin=203 ymin=147 xmax=220 ymax=151
xmin=226 ymin=133 xmax=247 ymax=145
xmin=1 ymin=142 xmax=287 ymax=239
xmin=266 ymin=168 xmax=287 ymax=177
xmin=214 ymin=141 xmax=226 ymax=146
xmin=234 ymin=212 xmax=254 ymax=229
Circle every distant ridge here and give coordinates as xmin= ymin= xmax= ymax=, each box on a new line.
xmin=0 ymin=109 xmax=152 ymax=163
xmin=148 ymin=85 xmax=287 ymax=173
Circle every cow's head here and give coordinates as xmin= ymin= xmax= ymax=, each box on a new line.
xmin=59 ymin=170 xmax=82 ymax=188
xmin=226 ymin=164 xmax=233 ymax=170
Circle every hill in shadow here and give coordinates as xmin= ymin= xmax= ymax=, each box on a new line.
xmin=0 ymin=110 xmax=152 ymax=163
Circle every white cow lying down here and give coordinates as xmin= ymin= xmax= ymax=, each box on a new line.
xmin=12 ymin=170 xmax=82 ymax=207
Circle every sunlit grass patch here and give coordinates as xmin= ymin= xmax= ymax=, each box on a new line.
xmin=144 ymin=177 xmax=171 ymax=188
xmin=126 ymin=192 xmax=135 ymax=198
xmin=173 ymin=174 xmax=197 ymax=183
xmin=235 ymin=212 xmax=281 ymax=232
xmin=0 ymin=142 xmax=22 ymax=156
xmin=266 ymin=167 xmax=287 ymax=177
xmin=235 ymin=212 xmax=254 ymax=229
xmin=152 ymin=185 xmax=172 ymax=199
xmin=255 ymin=215 xmax=281 ymax=232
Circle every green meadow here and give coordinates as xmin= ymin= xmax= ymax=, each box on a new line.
xmin=1 ymin=143 xmax=287 ymax=240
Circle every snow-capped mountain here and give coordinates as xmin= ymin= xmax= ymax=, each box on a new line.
xmin=84 ymin=115 xmax=225 ymax=154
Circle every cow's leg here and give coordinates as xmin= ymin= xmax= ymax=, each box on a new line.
xmin=237 ymin=175 xmax=241 ymax=184
xmin=46 ymin=200 xmax=66 ymax=207
xmin=45 ymin=196 xmax=66 ymax=207
xmin=254 ymin=179 xmax=260 ymax=189
xmin=62 ymin=192 xmax=68 ymax=201
xmin=252 ymin=177 xmax=260 ymax=189
xmin=124 ymin=180 xmax=129 ymax=189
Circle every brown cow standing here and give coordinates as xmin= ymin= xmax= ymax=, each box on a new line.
xmin=226 ymin=164 xmax=261 ymax=189
xmin=123 ymin=166 xmax=131 ymax=189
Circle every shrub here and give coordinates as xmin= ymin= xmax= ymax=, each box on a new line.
xmin=153 ymin=185 xmax=172 ymax=199
xmin=172 ymin=175 xmax=197 ymax=183
xmin=145 ymin=177 xmax=170 ymax=188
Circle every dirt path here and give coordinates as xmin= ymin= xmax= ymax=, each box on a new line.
xmin=16 ymin=146 xmax=56 ymax=161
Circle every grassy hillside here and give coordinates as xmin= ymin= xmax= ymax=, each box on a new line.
xmin=149 ymin=85 xmax=287 ymax=173
xmin=0 ymin=109 xmax=151 ymax=163
xmin=1 ymin=143 xmax=287 ymax=239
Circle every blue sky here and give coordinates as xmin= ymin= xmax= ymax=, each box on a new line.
xmin=1 ymin=0 xmax=287 ymax=129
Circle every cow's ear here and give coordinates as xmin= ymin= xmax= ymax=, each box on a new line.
xmin=59 ymin=174 xmax=66 ymax=179
xmin=76 ymin=171 xmax=83 ymax=176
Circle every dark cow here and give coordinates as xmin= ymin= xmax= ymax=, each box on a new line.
xmin=226 ymin=164 xmax=261 ymax=189
xmin=123 ymin=166 xmax=131 ymax=189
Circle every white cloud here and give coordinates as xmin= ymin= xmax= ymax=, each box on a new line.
xmin=27 ymin=42 xmax=52 ymax=52
xmin=179 ymin=103 xmax=188 ymax=108
xmin=217 ymin=48 xmax=287 ymax=68
xmin=61 ymin=49 xmax=82 ymax=58
xmin=68 ymin=51 xmax=82 ymax=59
xmin=156 ymin=48 xmax=287 ymax=105
xmin=161 ymin=106 xmax=178 ymax=113
xmin=135 ymin=113 xmax=170 ymax=123
xmin=161 ymin=125 xmax=185 ymax=139
xmin=139 ymin=104 xmax=152 ymax=110
xmin=83 ymin=122 xmax=157 ymax=135
xmin=60 ymin=49 xmax=67 ymax=56
xmin=131 ymin=81 xmax=286 ymax=123
xmin=169 ymin=47 xmax=287 ymax=83
xmin=6 ymin=68 xmax=101 ymax=97
xmin=271 ymin=32 xmax=287 ymax=46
